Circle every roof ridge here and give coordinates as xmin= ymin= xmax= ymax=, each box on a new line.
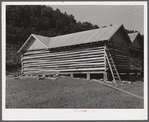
xmin=18 ymin=24 xmax=124 ymax=53
xmin=128 ymin=32 xmax=139 ymax=35
xmin=32 ymin=24 xmax=122 ymax=39
xmin=32 ymin=34 xmax=51 ymax=38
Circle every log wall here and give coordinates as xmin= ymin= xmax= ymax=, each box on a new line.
xmin=21 ymin=40 xmax=130 ymax=76
xmin=107 ymin=41 xmax=130 ymax=72
xmin=21 ymin=43 xmax=106 ymax=75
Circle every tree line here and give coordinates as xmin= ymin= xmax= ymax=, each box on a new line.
xmin=6 ymin=5 xmax=99 ymax=73
xmin=6 ymin=5 xmax=99 ymax=47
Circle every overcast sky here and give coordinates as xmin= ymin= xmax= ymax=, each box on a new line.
xmin=50 ymin=5 xmax=144 ymax=34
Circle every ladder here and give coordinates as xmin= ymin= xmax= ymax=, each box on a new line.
xmin=105 ymin=49 xmax=122 ymax=84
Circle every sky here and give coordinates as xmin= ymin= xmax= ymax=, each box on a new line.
xmin=50 ymin=5 xmax=144 ymax=34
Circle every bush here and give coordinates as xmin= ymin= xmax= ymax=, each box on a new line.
xmin=125 ymin=74 xmax=143 ymax=82
xmin=6 ymin=62 xmax=21 ymax=74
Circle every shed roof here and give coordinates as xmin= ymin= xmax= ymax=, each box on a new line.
xmin=18 ymin=24 xmax=124 ymax=53
xmin=128 ymin=32 xmax=139 ymax=43
xmin=128 ymin=32 xmax=143 ymax=50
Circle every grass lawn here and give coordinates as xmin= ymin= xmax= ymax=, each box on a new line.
xmin=6 ymin=77 xmax=144 ymax=108
xmin=116 ymin=82 xmax=144 ymax=97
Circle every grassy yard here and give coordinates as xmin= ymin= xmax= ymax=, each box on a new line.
xmin=6 ymin=77 xmax=144 ymax=108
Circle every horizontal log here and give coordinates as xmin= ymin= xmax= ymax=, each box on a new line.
xmin=117 ymin=68 xmax=130 ymax=70
xmin=22 ymin=57 xmax=103 ymax=64
xmin=23 ymin=50 xmax=104 ymax=58
xmin=22 ymin=57 xmax=105 ymax=65
xmin=23 ymin=61 xmax=105 ymax=68
xmin=23 ymin=49 xmax=104 ymax=58
xmin=110 ymin=47 xmax=129 ymax=52
xmin=22 ymin=59 xmax=104 ymax=66
xmin=23 ymin=66 xmax=105 ymax=71
xmin=108 ymin=47 xmax=128 ymax=53
xmin=108 ymin=50 xmax=128 ymax=56
xmin=117 ymin=65 xmax=129 ymax=67
xmin=24 ymin=46 xmax=105 ymax=56
xmin=23 ymin=71 xmax=59 ymax=75
xmin=107 ymin=44 xmax=129 ymax=52
xmin=23 ymin=64 xmax=105 ymax=69
xmin=109 ymin=53 xmax=128 ymax=58
xmin=24 ymin=67 xmax=106 ymax=72
xmin=23 ymin=67 xmax=105 ymax=72
xmin=114 ymin=62 xmax=129 ymax=66
xmin=112 ymin=57 xmax=129 ymax=61
xmin=23 ymin=62 xmax=105 ymax=67
xmin=108 ymin=41 xmax=129 ymax=49
xmin=22 ymin=49 xmax=105 ymax=61
xmin=22 ymin=57 xmax=105 ymax=64
xmin=22 ymin=54 xmax=104 ymax=62
xmin=23 ymin=69 xmax=106 ymax=75
xmin=22 ymin=52 xmax=105 ymax=62
xmin=22 ymin=60 xmax=105 ymax=66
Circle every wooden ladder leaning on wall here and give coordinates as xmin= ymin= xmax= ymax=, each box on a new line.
xmin=105 ymin=49 xmax=122 ymax=84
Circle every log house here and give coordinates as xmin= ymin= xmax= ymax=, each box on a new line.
xmin=18 ymin=24 xmax=132 ymax=81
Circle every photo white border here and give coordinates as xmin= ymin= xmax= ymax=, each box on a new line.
xmin=2 ymin=1 xmax=148 ymax=120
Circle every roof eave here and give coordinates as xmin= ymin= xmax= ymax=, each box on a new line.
xmin=32 ymin=34 xmax=48 ymax=49
xmin=109 ymin=24 xmax=131 ymax=44
xmin=17 ymin=34 xmax=49 ymax=54
xmin=108 ymin=24 xmax=123 ymax=41
xmin=17 ymin=34 xmax=33 ymax=54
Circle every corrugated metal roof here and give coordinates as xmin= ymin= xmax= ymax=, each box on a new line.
xmin=128 ymin=32 xmax=139 ymax=43
xmin=32 ymin=34 xmax=50 ymax=48
xmin=18 ymin=24 xmax=123 ymax=53
xmin=34 ymin=24 xmax=122 ymax=49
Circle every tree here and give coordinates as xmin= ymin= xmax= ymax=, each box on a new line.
xmin=6 ymin=5 xmax=100 ymax=71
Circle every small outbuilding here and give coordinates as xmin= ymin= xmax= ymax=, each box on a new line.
xmin=128 ymin=32 xmax=143 ymax=73
xmin=128 ymin=32 xmax=143 ymax=51
xmin=18 ymin=24 xmax=132 ymax=83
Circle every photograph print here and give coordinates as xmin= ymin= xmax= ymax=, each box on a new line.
xmin=3 ymin=1 xmax=148 ymax=121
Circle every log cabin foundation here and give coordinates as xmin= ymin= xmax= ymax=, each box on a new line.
xmin=103 ymin=72 xmax=108 ymax=81
xmin=87 ymin=73 xmax=90 ymax=80
xmin=70 ymin=73 xmax=73 ymax=77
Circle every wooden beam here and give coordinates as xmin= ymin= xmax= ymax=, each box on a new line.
xmin=22 ymin=49 xmax=105 ymax=60
xmin=24 ymin=46 xmax=104 ymax=56
xmin=87 ymin=73 xmax=90 ymax=80
xmin=70 ymin=73 xmax=73 ymax=77
xmin=103 ymin=72 xmax=107 ymax=81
